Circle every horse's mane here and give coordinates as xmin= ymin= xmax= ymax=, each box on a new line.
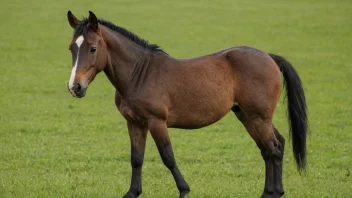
xmin=75 ymin=18 xmax=165 ymax=53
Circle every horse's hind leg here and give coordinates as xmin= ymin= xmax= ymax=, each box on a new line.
xmin=272 ymin=127 xmax=285 ymax=196
xmin=233 ymin=108 xmax=285 ymax=198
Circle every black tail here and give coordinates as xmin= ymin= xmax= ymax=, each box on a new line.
xmin=269 ymin=53 xmax=308 ymax=173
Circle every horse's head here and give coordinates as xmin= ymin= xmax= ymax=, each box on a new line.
xmin=67 ymin=11 xmax=108 ymax=98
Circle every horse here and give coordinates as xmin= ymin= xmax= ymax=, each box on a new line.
xmin=66 ymin=11 xmax=307 ymax=198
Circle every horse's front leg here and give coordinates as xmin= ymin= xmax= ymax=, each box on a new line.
xmin=123 ymin=121 xmax=148 ymax=198
xmin=148 ymin=118 xmax=190 ymax=198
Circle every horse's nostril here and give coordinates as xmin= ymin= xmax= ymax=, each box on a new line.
xmin=76 ymin=83 xmax=82 ymax=92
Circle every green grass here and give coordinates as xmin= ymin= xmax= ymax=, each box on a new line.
xmin=1 ymin=0 xmax=352 ymax=197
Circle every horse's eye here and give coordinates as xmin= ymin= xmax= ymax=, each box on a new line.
xmin=90 ymin=47 xmax=97 ymax=53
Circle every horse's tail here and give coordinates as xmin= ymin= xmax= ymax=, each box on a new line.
xmin=269 ymin=53 xmax=308 ymax=173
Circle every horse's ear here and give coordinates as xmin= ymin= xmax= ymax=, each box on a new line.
xmin=88 ymin=11 xmax=99 ymax=32
xmin=67 ymin=10 xmax=80 ymax=29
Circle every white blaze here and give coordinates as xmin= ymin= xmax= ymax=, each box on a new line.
xmin=68 ymin=35 xmax=84 ymax=89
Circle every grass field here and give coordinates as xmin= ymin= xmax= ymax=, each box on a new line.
xmin=1 ymin=0 xmax=352 ymax=197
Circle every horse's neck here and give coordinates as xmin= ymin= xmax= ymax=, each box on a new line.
xmin=102 ymin=27 xmax=151 ymax=96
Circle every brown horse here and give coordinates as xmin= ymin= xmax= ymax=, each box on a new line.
xmin=66 ymin=11 xmax=307 ymax=198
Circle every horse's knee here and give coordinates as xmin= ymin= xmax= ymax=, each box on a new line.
xmin=131 ymin=155 xmax=143 ymax=168
xmin=131 ymin=146 xmax=144 ymax=168
xmin=156 ymin=140 xmax=177 ymax=169
xmin=163 ymin=159 xmax=176 ymax=169
xmin=161 ymin=151 xmax=176 ymax=169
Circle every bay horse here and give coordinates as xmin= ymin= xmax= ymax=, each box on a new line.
xmin=66 ymin=11 xmax=307 ymax=198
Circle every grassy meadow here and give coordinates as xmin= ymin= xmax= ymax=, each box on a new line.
xmin=1 ymin=0 xmax=351 ymax=197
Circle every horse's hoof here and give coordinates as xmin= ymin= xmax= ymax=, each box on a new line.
xmin=122 ymin=191 xmax=137 ymax=198
xmin=179 ymin=190 xmax=190 ymax=198
xmin=260 ymin=191 xmax=283 ymax=198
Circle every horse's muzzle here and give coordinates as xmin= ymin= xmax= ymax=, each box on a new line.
xmin=67 ymin=82 xmax=87 ymax=98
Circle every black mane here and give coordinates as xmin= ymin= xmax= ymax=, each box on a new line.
xmin=75 ymin=18 xmax=164 ymax=53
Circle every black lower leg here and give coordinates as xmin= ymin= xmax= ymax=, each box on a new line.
xmin=123 ymin=122 xmax=147 ymax=198
xmin=159 ymin=141 xmax=190 ymax=197
xmin=257 ymin=141 xmax=274 ymax=198
xmin=124 ymin=146 xmax=144 ymax=197
xmin=259 ymin=145 xmax=274 ymax=197
xmin=272 ymin=128 xmax=285 ymax=196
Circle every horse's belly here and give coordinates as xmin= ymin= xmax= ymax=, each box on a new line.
xmin=168 ymin=115 xmax=225 ymax=129
xmin=167 ymin=99 xmax=233 ymax=129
